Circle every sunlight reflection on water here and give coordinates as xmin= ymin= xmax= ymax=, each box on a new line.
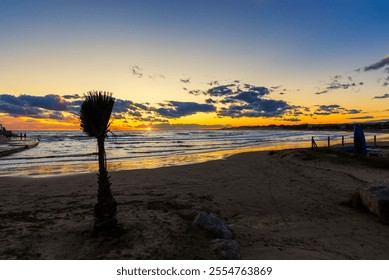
xmin=0 ymin=130 xmax=387 ymax=177
xmin=0 ymin=140 xmax=317 ymax=177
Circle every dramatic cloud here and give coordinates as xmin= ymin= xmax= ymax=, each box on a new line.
xmin=111 ymin=99 xmax=134 ymax=113
xmin=373 ymin=93 xmax=389 ymax=99
xmin=218 ymin=101 xmax=288 ymax=118
xmin=205 ymin=98 xmax=217 ymax=104
xmin=228 ymin=90 xmax=269 ymax=103
xmin=22 ymin=94 xmax=68 ymax=111
xmin=248 ymin=87 xmax=270 ymax=95
xmin=284 ymin=105 xmax=312 ymax=118
xmin=0 ymin=101 xmax=43 ymax=117
xmin=195 ymin=83 xmax=289 ymax=118
xmin=0 ymin=81 xmax=322 ymax=126
xmin=315 ymin=75 xmax=363 ymax=95
xmin=359 ymin=55 xmax=389 ymax=86
xmin=113 ymin=100 xmax=150 ymax=117
xmin=186 ymin=83 xmax=273 ymax=98
xmin=314 ymin=105 xmax=362 ymax=115
xmin=0 ymin=93 xmax=154 ymax=123
xmin=363 ymin=56 xmax=389 ymax=71
xmin=0 ymin=94 xmax=71 ymax=118
xmin=207 ymin=85 xmax=235 ymax=96
xmin=155 ymin=101 xmax=216 ymax=118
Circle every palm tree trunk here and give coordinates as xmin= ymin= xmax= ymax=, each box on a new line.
xmin=94 ymin=136 xmax=117 ymax=232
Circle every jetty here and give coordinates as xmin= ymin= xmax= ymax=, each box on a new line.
xmin=0 ymin=124 xmax=39 ymax=157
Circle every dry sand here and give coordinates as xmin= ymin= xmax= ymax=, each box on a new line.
xmin=1 ymin=148 xmax=389 ymax=259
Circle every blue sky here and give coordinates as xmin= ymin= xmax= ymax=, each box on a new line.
xmin=0 ymin=0 xmax=388 ymax=129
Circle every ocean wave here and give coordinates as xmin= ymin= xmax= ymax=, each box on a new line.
xmin=2 ymin=129 xmax=382 ymax=176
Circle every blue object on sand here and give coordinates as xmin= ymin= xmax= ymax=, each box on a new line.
xmin=354 ymin=124 xmax=367 ymax=157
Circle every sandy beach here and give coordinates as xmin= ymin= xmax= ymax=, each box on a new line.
xmin=1 ymin=148 xmax=389 ymax=259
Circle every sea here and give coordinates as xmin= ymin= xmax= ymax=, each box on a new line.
xmin=0 ymin=129 xmax=386 ymax=177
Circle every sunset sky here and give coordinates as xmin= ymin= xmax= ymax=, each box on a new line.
xmin=0 ymin=0 xmax=389 ymax=130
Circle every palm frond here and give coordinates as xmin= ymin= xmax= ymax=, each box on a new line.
xmin=79 ymin=91 xmax=115 ymax=138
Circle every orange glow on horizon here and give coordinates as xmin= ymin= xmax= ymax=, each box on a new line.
xmin=0 ymin=111 xmax=382 ymax=131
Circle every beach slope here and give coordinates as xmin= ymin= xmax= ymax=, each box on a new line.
xmin=1 ymin=149 xmax=389 ymax=259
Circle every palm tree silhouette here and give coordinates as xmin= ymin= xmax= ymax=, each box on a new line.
xmin=79 ymin=91 xmax=117 ymax=232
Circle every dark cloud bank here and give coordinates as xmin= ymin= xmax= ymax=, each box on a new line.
xmin=189 ymin=83 xmax=289 ymax=118
xmin=0 ymin=82 xmax=364 ymax=126
xmin=0 ymin=93 xmax=216 ymax=123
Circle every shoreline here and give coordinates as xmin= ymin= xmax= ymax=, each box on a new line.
xmin=0 ymin=137 xmax=39 ymax=158
xmin=1 ymin=137 xmax=387 ymax=178
xmin=1 ymin=140 xmax=314 ymax=178
xmin=0 ymin=139 xmax=351 ymax=178
xmin=2 ymin=129 xmax=389 ymax=178
xmin=1 ymin=148 xmax=389 ymax=259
